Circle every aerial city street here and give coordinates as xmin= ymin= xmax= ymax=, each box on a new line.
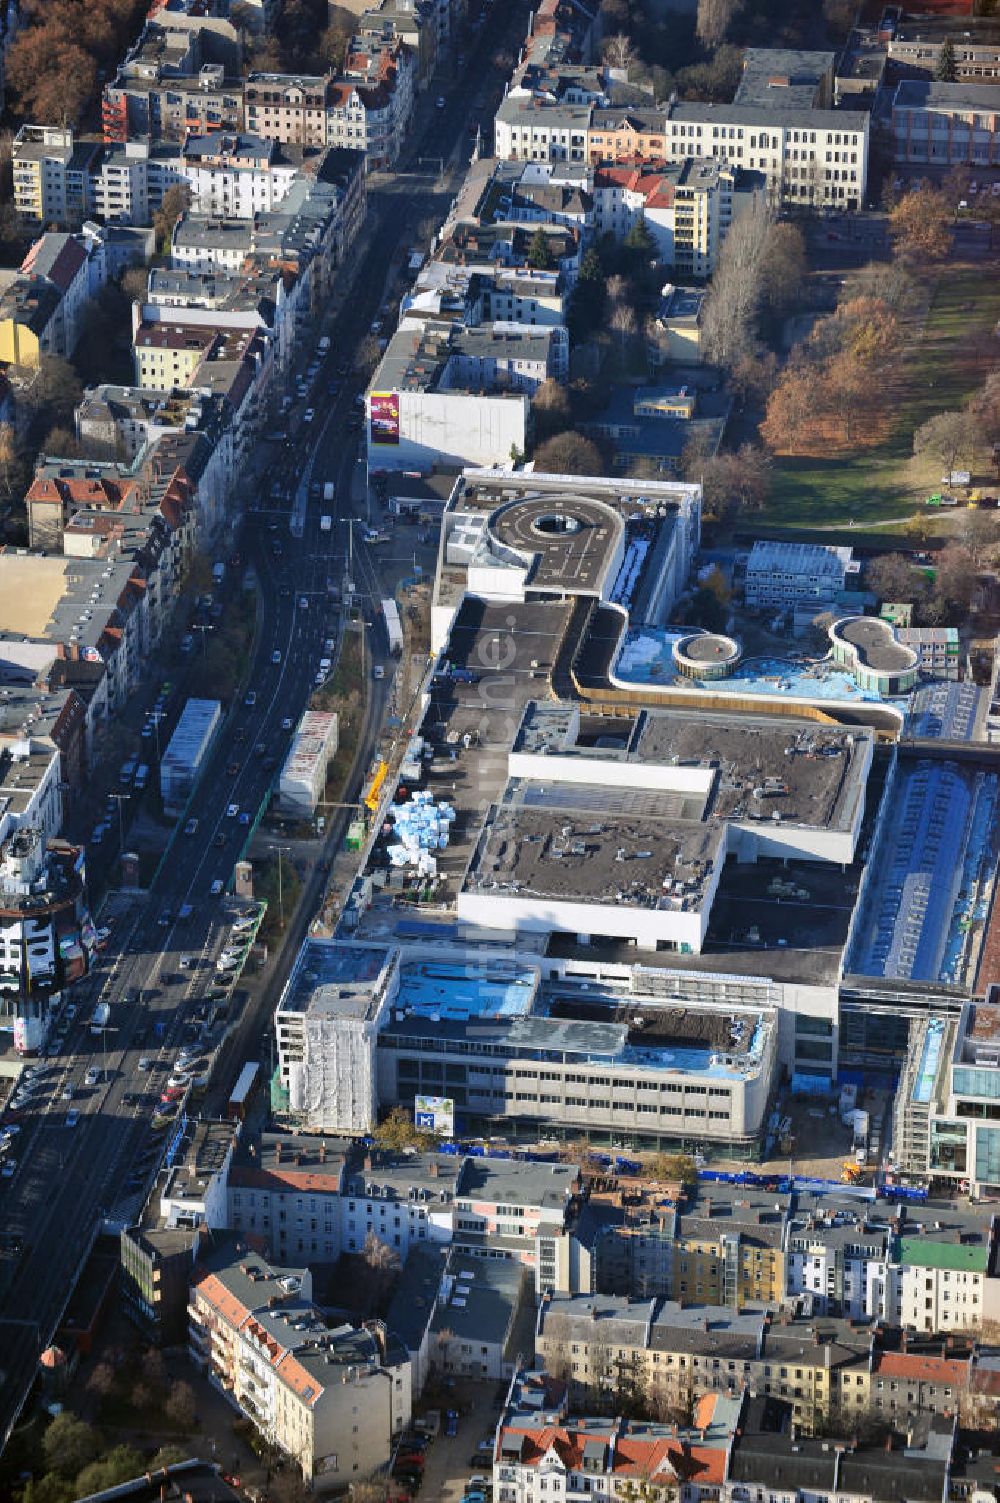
xmin=2 ymin=0 xmax=1000 ymax=1498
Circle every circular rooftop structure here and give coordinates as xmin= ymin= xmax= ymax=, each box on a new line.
xmin=490 ymin=492 xmax=623 ymax=596
xmin=829 ymin=616 xmax=919 ymax=695
xmin=672 ymin=631 xmax=742 ymax=681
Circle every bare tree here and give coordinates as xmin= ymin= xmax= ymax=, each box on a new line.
xmin=0 ymin=423 xmax=16 ymax=498
xmin=866 ymin=552 xmax=920 ymax=603
xmin=696 ymin=0 xmax=742 ymax=47
xmin=702 ymin=199 xmax=774 ymax=371
xmin=610 ymin=301 xmax=637 ymax=353
xmin=602 ymin=32 xmax=634 ymax=71
xmin=362 ymin=1229 xmax=401 ymax=1275
xmin=913 ymin=409 xmax=978 ymax=479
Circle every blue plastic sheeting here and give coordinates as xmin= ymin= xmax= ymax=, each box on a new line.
xmin=397 ymin=959 xmax=536 ymax=1021
xmin=791 ymin=1072 xmax=834 ymax=1096
xmin=878 ymin=1184 xmax=929 ymax=1202
xmin=395 ymin=920 xmax=459 ymax=940
xmin=616 ymin=630 xmax=880 ymax=701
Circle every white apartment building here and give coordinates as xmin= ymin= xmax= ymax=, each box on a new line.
xmin=893 ymin=1230 xmax=1000 ymax=1333
xmin=663 ymin=103 xmax=868 ymax=210
xmin=785 ymin=1216 xmax=892 ymax=1320
xmin=181 ymin=132 xmax=300 ymax=216
xmin=88 ymin=140 xmax=186 ymax=225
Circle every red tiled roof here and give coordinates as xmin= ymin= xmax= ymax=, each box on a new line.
xmin=873 ymin=1351 xmax=969 ymax=1385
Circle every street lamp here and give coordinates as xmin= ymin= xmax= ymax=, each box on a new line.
xmin=148 ymin=708 xmax=165 ymax=761
xmin=107 ymin=792 xmax=130 ymax=852
xmin=269 ymin=844 xmax=288 ymax=929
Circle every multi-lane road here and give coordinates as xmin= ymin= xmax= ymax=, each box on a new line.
xmin=0 ymin=0 xmax=530 ymax=1448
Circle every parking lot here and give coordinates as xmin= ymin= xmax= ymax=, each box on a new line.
xmin=415 ymin=1382 xmax=501 ymax=1503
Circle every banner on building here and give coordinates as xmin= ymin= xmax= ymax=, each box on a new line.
xmin=370 ymin=391 xmax=400 ymax=446
xmin=415 ymin=1095 xmax=455 ymax=1137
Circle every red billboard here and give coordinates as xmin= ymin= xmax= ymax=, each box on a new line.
xmin=370 ymin=391 xmax=400 ymax=446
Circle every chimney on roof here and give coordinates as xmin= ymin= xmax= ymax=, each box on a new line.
xmin=364 ymin=1153 xmax=373 ymax=1172
xmin=429 ymin=1159 xmax=439 ymax=1177
xmin=320 ymin=1142 xmax=327 ymax=1164
xmin=275 ymin=1141 xmax=282 ymax=1162
xmin=902 ymin=1331 xmax=908 ymax=1351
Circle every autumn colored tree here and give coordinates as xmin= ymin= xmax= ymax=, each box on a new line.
xmin=759 ymin=360 xmax=814 ymax=452
xmin=838 ymin=295 xmax=900 ymax=366
xmin=6 ymin=0 xmax=148 ymax=129
xmin=889 ymin=187 xmax=952 ymax=267
xmin=6 ymin=32 xmax=97 ymax=128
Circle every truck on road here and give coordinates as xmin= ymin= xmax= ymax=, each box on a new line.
xmin=90 ymin=1001 xmax=110 ymax=1035
xmin=320 ymin=514 xmax=332 ymax=532
xmin=381 ymin=598 xmax=403 ymax=656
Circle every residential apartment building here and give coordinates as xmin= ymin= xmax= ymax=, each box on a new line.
xmin=592 ymin=159 xmax=762 ymax=277
xmin=0 ymin=233 xmax=96 ymax=368
xmin=536 ymin=1294 xmax=877 ymax=1432
xmin=785 ymin=1211 xmax=892 ymax=1320
xmin=102 ymin=23 xmax=244 ymax=144
xmin=180 ymin=132 xmax=302 ymax=216
xmin=226 ymin=1136 xmax=461 ymax=1265
xmin=326 ymin=34 xmax=415 ymax=170
xmin=663 ymin=101 xmax=868 ymax=211
xmin=243 ymin=72 xmax=331 ymax=146
xmin=120 ymin=1121 xmax=237 ymax=1344
xmin=586 ymin=107 xmax=670 ymax=165
xmin=188 ymin=1244 xmax=411 ymax=1490
xmin=891 ymin=80 xmax=1000 ymax=167
xmin=133 ymin=321 xmax=219 ymax=388
xmin=494 ymin=99 xmax=594 ymax=165
xmin=12 ymin=125 xmax=100 ymax=229
xmin=496 ymin=1384 xmax=742 ymax=1503
xmin=894 ymin=1223 xmax=1000 ymax=1334
xmin=88 ymin=140 xmax=186 ymax=225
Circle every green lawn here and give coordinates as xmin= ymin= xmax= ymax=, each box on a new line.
xmin=761 ymin=266 xmax=1000 ymax=530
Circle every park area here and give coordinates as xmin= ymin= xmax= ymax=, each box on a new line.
xmin=762 ymin=264 xmax=1000 ymax=531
